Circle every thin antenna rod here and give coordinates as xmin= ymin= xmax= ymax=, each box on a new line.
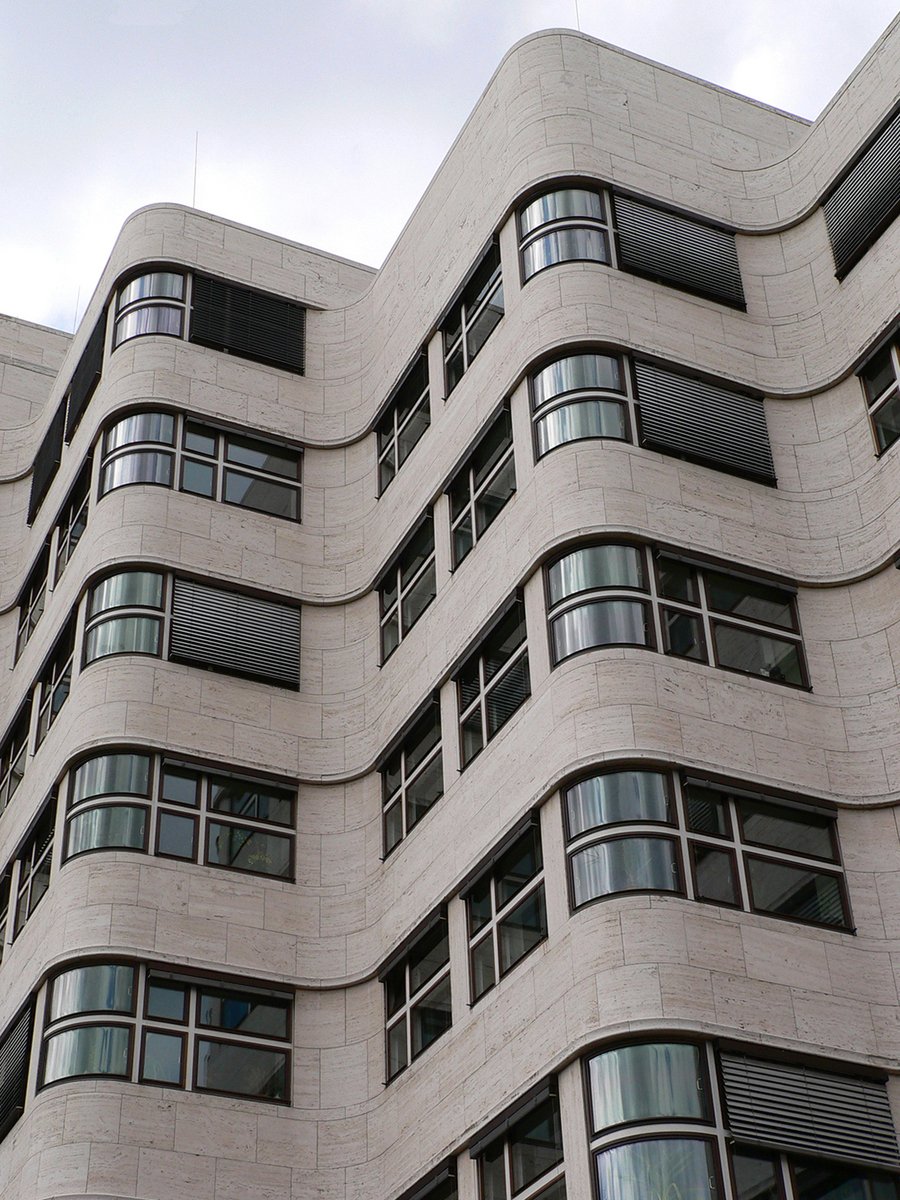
xmin=574 ymin=0 xmax=581 ymax=30
xmin=72 ymin=286 xmax=81 ymax=333
xmin=192 ymin=132 xmax=199 ymax=207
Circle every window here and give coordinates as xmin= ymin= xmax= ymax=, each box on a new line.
xmin=84 ymin=570 xmax=164 ymax=664
xmin=823 ymin=106 xmax=900 ymax=278
xmin=448 ymin=408 xmax=515 ymax=567
xmin=530 ymin=351 xmax=631 ymax=458
xmin=0 ymin=870 xmax=11 ymax=963
xmin=546 ymin=542 xmax=807 ymax=687
xmin=64 ymin=750 xmax=295 ymax=880
xmin=40 ymin=961 xmax=291 ymax=1101
xmin=35 ymin=617 xmax=76 ymax=745
xmin=456 ymin=600 xmax=530 ymax=768
xmin=382 ymin=702 xmax=443 ymax=855
xmin=466 ymin=822 xmax=547 ymax=1002
xmin=442 ymin=243 xmax=504 ymax=394
xmin=585 ymin=1039 xmax=900 ymax=1200
xmin=12 ymin=804 xmax=54 ymax=938
xmin=473 ymin=1088 xmax=565 ymax=1200
xmin=380 ymin=515 xmax=436 ymax=660
xmin=63 ymin=311 xmax=106 ymax=441
xmin=99 ymin=409 xmax=302 ymax=521
xmin=860 ymin=336 xmax=900 ymax=453
xmin=564 ymin=767 xmax=850 ymax=929
xmin=396 ymin=1162 xmax=457 ymax=1200
xmin=383 ymin=914 xmax=451 ymax=1081
xmin=0 ymin=1003 xmax=34 ymax=1141
xmin=0 ymin=704 xmax=31 ymax=817
xmin=519 ymin=186 xmax=611 ymax=280
xmin=113 ymin=271 xmax=185 ymax=347
xmin=15 ymin=546 xmax=49 ymax=660
xmin=27 ymin=400 xmax=66 ymax=525
xmin=54 ymin=461 xmax=91 ymax=580
xmin=377 ymin=352 xmax=430 ymax=493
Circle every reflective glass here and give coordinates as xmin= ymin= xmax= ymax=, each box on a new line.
xmin=792 ymin=1158 xmax=900 ymax=1200
xmin=89 ymin=571 xmax=163 ymax=617
xmin=147 ymin=981 xmax=187 ymax=1022
xmin=198 ymin=989 xmax=288 ymax=1039
xmin=596 ymin=1138 xmax=718 ymax=1200
xmin=713 ymin=625 xmax=803 ymax=685
xmin=705 ymin=573 xmax=795 ymax=629
xmin=566 ymin=771 xmax=669 ymax=836
xmin=210 ymin=777 xmax=293 ymax=825
xmin=388 ymin=1021 xmax=407 ymax=1078
xmin=223 ymin=471 xmax=299 ymax=519
xmin=466 ymin=284 xmax=504 ymax=362
xmin=182 ymin=459 xmax=216 ymax=497
xmin=42 ymin=1025 xmax=130 ymax=1083
xmin=692 ymin=846 xmax=738 ymax=905
xmin=536 ymin=399 xmax=627 ymax=455
xmin=195 ymin=1039 xmax=287 ymax=1099
xmin=509 ymin=1097 xmax=564 ymax=1193
xmin=551 ymin=600 xmax=647 ymax=662
xmin=731 ymin=1150 xmax=781 ymax=1200
xmin=114 ymin=305 xmax=183 ymax=346
xmin=157 ymin=812 xmax=196 ymax=858
xmin=739 ymin=799 xmax=835 ymax=860
xmin=410 ymin=976 xmax=452 ymax=1057
xmin=50 ymin=963 xmax=135 ymax=1021
xmin=498 ymin=888 xmax=547 ymax=974
xmin=406 ymin=753 xmax=443 ymax=830
xmin=532 ymin=352 xmax=622 ymax=407
xmin=663 ymin=610 xmax=705 ymax=660
xmin=486 ymin=654 xmax=530 ymax=738
xmin=589 ymin=1042 xmax=707 ymax=1131
xmin=100 ymin=451 xmax=174 ymax=495
xmin=471 ymin=936 xmax=495 ymax=999
xmin=161 ymin=766 xmax=199 ymax=806
xmin=226 ymin=435 xmax=300 ymax=479
xmin=747 ymin=859 xmax=846 ymax=927
xmin=66 ymin=805 xmax=147 ymax=858
xmin=118 ymin=272 xmax=184 ymax=308
xmin=408 ymin=924 xmax=449 ymax=995
xmin=548 ymin=545 xmax=644 ymax=605
xmin=105 ymin=411 xmax=176 ymax=452
xmin=141 ymin=1031 xmax=184 ymax=1084
xmin=873 ymin=391 xmax=900 ymax=452
xmin=71 ymin=753 xmax=150 ymax=803
xmin=571 ymin=837 xmax=678 ymax=906
xmin=85 ymin=616 xmax=161 ymax=662
xmin=523 ymin=228 xmax=610 ymax=278
xmin=206 ymin=822 xmax=291 ymax=878
xmin=520 ymin=188 xmax=606 ymax=235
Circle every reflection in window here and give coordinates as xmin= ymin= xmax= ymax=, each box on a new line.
xmin=531 ymin=351 xmax=629 ymax=457
xmin=382 ymin=702 xmax=443 ymax=855
xmin=860 ymin=338 xmax=900 ymax=454
xmin=84 ymin=570 xmax=164 ymax=664
xmin=383 ymin=915 xmax=451 ymax=1081
xmin=456 ymin=600 xmax=530 ymax=768
xmin=16 ymin=545 xmax=50 ymax=659
xmin=36 ymin=618 xmax=76 ymax=745
xmin=448 ymin=408 xmax=516 ymax=566
xmin=442 ymin=243 xmax=504 ymax=394
xmin=379 ymin=515 xmax=436 ymax=660
xmin=477 ymin=1092 xmax=565 ymax=1200
xmin=377 ymin=352 xmax=430 ymax=493
xmin=519 ymin=187 xmax=611 ymax=281
xmin=113 ymin=271 xmax=185 ymax=348
xmin=12 ymin=804 xmax=55 ymax=938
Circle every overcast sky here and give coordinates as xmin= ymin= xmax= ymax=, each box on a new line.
xmin=1 ymin=0 xmax=897 ymax=333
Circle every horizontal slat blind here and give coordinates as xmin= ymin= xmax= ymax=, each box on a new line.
xmin=170 ymin=578 xmax=300 ymax=687
xmin=613 ymin=195 xmax=745 ymax=308
xmin=634 ymin=361 xmax=775 ymax=482
xmin=64 ymin=313 xmax=106 ymax=440
xmin=721 ymin=1053 xmax=900 ymax=1168
xmin=189 ymin=275 xmax=305 ymax=373
xmin=823 ymin=108 xmax=900 ymax=278
xmin=27 ymin=401 xmax=66 ymax=524
xmin=0 ymin=1003 xmax=33 ymax=1141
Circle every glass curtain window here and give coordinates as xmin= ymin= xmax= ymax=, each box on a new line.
xmin=519 ymin=188 xmax=611 ymax=280
xmin=84 ymin=570 xmax=164 ymax=664
xmin=531 ymin=351 xmax=629 ymax=457
xmin=113 ymin=272 xmax=185 ymax=348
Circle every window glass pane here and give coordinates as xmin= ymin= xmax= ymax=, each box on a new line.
xmin=471 ymin=935 xmax=495 ymax=1000
xmin=509 ymin=1097 xmax=564 ymax=1194
xmin=50 ymin=963 xmax=135 ymax=1021
xmin=567 ymin=771 xmax=669 ymax=836
xmin=161 ymin=767 xmax=200 ymax=806
xmin=209 ymin=777 xmax=293 ymax=825
xmin=71 ymin=753 xmax=150 ymax=803
xmin=388 ymin=1020 xmax=407 ymax=1079
xmin=466 ymin=284 xmax=504 ymax=362
xmin=657 ymin=558 xmax=698 ymax=603
xmin=396 ymin=402 xmax=430 ymax=467
xmin=474 ymin=455 xmax=516 ymax=538
xmin=225 ymin=434 xmax=300 ymax=479
xmin=89 ymin=571 xmax=163 ymax=617
xmin=731 ymin=1150 xmax=781 ymax=1200
xmin=533 ymin=352 xmax=622 ymax=407
xmin=482 ymin=608 xmax=526 ymax=683
xmin=523 ymin=227 xmax=610 ymax=277
xmin=410 ymin=976 xmax=452 ymax=1058
xmin=705 ymin=572 xmax=795 ymax=629
xmin=498 ymin=887 xmax=547 ymax=975
xmin=548 ymin=545 xmax=644 ymax=606
xmin=105 ymin=411 xmax=176 ymax=452
xmin=596 ymin=1138 xmax=718 ymax=1200
xmin=181 ymin=459 xmax=216 ymax=497
xmin=183 ymin=424 xmax=217 ymax=456
xmin=147 ymin=981 xmax=187 ymax=1022
xmin=738 ymin=799 xmax=835 ymax=860
xmin=114 ymin=305 xmax=183 ymax=346
xmin=792 ymin=1159 xmax=900 ymax=1200
xmin=571 ymin=837 xmax=679 ymax=906
xmin=552 ymin=600 xmax=648 ymax=662
xmin=862 ymin=346 xmax=896 ymax=403
xmin=713 ymin=625 xmax=803 ymax=685
xmin=481 ymin=1141 xmax=506 ymax=1200
xmin=223 ymin=471 xmax=299 ymax=519
xmin=747 ymin=859 xmax=847 ymax=927
xmin=198 ymin=989 xmax=288 ymax=1039
xmin=101 ymin=450 xmax=174 ymax=495
xmin=406 ymin=753 xmax=443 ymax=830
xmin=141 ymin=1031 xmax=184 ymax=1084
xmin=384 ymin=802 xmax=403 ymax=854
xmin=663 ymin=609 xmax=705 ymax=660
xmin=66 ymin=805 xmax=147 ymax=857
xmin=157 ymin=812 xmax=197 ymax=858
xmin=873 ymin=391 xmax=900 ymax=452
xmin=401 ymin=562 xmax=437 ymax=632
xmin=684 ymin=787 xmax=731 ymax=837
xmin=536 ymin=399 xmax=627 ymax=455
xmin=589 ymin=1042 xmax=707 ymax=1131
xmin=495 ymin=829 xmax=542 ymax=908
xmin=521 ymin=188 xmax=605 ymax=235
xmin=118 ymin=272 xmax=184 ymax=308
xmin=408 ymin=924 xmax=449 ymax=995
xmin=85 ymin=616 xmax=161 ymax=662
xmin=692 ymin=845 xmax=738 ymax=905
xmin=486 ymin=653 xmax=531 ymax=738
xmin=195 ymin=1039 xmax=287 ymax=1100
xmin=206 ymin=822 xmax=291 ymax=878
xmin=42 ymin=1025 xmax=131 ymax=1083
xmin=461 ymin=711 xmax=484 ymax=766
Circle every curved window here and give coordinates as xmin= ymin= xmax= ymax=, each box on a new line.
xmin=84 ymin=570 xmax=164 ymax=664
xmin=49 ymin=963 xmax=135 ymax=1021
xmin=113 ymin=271 xmax=185 ymax=348
xmin=531 ymin=353 xmax=629 ymax=457
xmin=546 ymin=541 xmax=807 ymax=685
xmin=519 ymin=187 xmax=611 ymax=281
xmin=596 ymin=1138 xmax=719 ymax=1200
xmin=64 ymin=751 xmax=295 ymax=880
xmin=588 ymin=1043 xmax=708 ymax=1132
xmin=564 ymin=766 xmax=850 ymax=928
xmin=43 ymin=1025 xmax=131 ymax=1083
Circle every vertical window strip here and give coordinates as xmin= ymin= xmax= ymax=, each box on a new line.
xmin=860 ymin=336 xmax=900 ymax=454
xmin=379 ymin=514 xmax=436 ymax=660
xmin=381 ymin=703 xmax=443 ymax=855
xmin=456 ymin=600 xmax=530 ymax=769
xmin=383 ymin=916 xmax=452 ymax=1081
xmin=442 ymin=243 xmax=504 ymax=395
xmin=448 ymin=408 xmax=516 ymax=567
xmin=377 ymin=352 xmax=430 ymax=494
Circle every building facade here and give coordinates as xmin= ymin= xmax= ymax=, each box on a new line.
xmin=0 ymin=20 xmax=899 ymax=1200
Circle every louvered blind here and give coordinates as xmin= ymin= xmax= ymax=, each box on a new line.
xmin=721 ymin=1053 xmax=900 ymax=1169
xmin=27 ymin=401 xmax=66 ymax=524
xmin=634 ymin=361 xmax=775 ymax=483
xmin=189 ymin=275 xmax=305 ymax=373
xmin=613 ymin=195 xmax=745 ymax=308
xmin=64 ymin=313 xmax=106 ymax=440
xmin=823 ymin=108 xmax=900 ymax=278
xmin=0 ymin=1003 xmax=33 ymax=1141
xmin=170 ymin=578 xmax=300 ymax=687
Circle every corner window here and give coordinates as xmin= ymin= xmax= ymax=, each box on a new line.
xmin=564 ymin=767 xmax=850 ymax=930
xmin=383 ymin=915 xmax=451 ymax=1081
xmin=466 ymin=822 xmax=547 ymax=1002
xmin=99 ymin=409 xmax=302 ymax=521
xmin=379 ymin=515 xmax=436 ymax=660
xmin=860 ymin=337 xmax=900 ymax=453
xmin=519 ymin=186 xmax=611 ymax=281
xmin=377 ymin=352 xmax=430 ymax=493
xmin=40 ymin=961 xmax=291 ymax=1101
xmin=546 ymin=542 xmax=807 ymax=687
xmin=382 ymin=702 xmax=443 ymax=855
xmin=531 ymin=352 xmax=630 ymax=457
xmin=64 ymin=751 xmax=295 ymax=880
xmin=113 ymin=271 xmax=185 ymax=348
xmin=84 ymin=570 xmax=165 ymax=664
xmin=15 ymin=546 xmax=50 ymax=660
xmin=36 ymin=618 xmax=76 ymax=745
xmin=442 ymin=244 xmax=504 ymax=395
xmin=456 ymin=600 xmax=530 ymax=769
xmin=448 ymin=408 xmax=515 ymax=567
xmin=475 ymin=1089 xmax=565 ymax=1200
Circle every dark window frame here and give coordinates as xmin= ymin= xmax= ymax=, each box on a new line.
xmin=376 ymin=351 xmax=431 ymax=495
xmin=455 ymin=599 xmax=531 ymax=770
xmin=381 ymin=701 xmax=443 ymax=856
xmin=447 ymin=406 xmax=516 ymax=569
xmin=383 ymin=913 xmax=452 ymax=1082
xmin=441 ymin=243 xmax=504 ymax=396
xmin=379 ymin=514 xmax=437 ymax=662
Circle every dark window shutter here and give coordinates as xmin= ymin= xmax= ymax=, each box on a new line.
xmin=189 ymin=275 xmax=305 ymax=373
xmin=27 ymin=401 xmax=66 ymax=524
xmin=613 ymin=195 xmax=745 ymax=309
xmin=823 ymin=108 xmax=900 ymax=278
xmin=720 ymin=1053 xmax=900 ymax=1169
xmin=634 ymin=361 xmax=775 ymax=483
xmin=0 ymin=1002 xmax=33 ymax=1142
xmin=64 ymin=313 xmax=106 ymax=440
xmin=170 ymin=578 xmax=300 ymax=687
